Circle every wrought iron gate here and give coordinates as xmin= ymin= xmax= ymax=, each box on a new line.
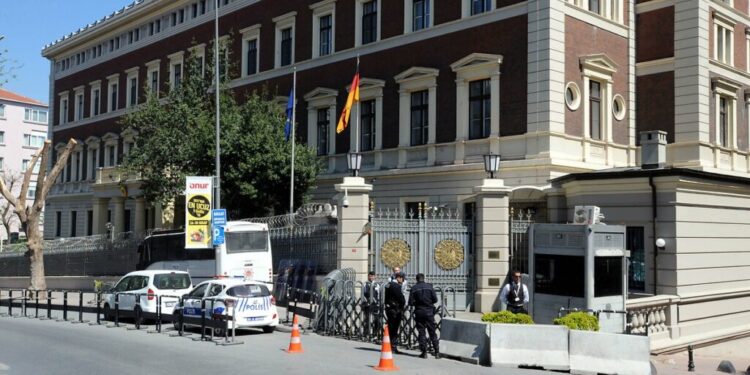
xmin=509 ymin=208 xmax=535 ymax=274
xmin=369 ymin=207 xmax=473 ymax=310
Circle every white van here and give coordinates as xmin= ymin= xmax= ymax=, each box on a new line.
xmin=103 ymin=270 xmax=193 ymax=323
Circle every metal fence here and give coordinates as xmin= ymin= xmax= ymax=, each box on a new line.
xmin=243 ymin=203 xmax=338 ymax=274
xmin=0 ymin=232 xmax=142 ymax=277
xmin=510 ymin=208 xmax=535 ymax=274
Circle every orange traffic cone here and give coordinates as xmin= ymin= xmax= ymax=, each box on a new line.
xmin=374 ymin=325 xmax=399 ymax=371
xmin=285 ymin=314 xmax=304 ymax=353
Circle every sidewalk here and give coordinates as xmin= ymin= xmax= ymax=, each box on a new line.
xmin=651 ymin=336 xmax=750 ymax=375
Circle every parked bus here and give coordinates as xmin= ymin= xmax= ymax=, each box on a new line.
xmin=138 ymin=221 xmax=273 ymax=288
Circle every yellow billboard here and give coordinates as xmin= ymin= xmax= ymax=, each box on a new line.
xmin=185 ymin=176 xmax=213 ymax=249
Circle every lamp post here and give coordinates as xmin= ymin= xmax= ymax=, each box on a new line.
xmin=347 ymin=152 xmax=362 ymax=177
xmin=483 ymin=153 xmax=501 ymax=179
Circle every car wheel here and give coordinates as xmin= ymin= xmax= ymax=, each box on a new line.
xmin=102 ymin=304 xmax=112 ymax=321
xmin=262 ymin=326 xmax=275 ymax=334
xmin=172 ymin=311 xmax=183 ymax=332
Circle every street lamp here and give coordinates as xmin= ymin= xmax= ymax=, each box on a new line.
xmin=483 ymin=153 xmax=501 ymax=179
xmin=347 ymin=152 xmax=362 ymax=177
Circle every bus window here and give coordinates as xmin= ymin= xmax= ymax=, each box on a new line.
xmin=226 ymin=231 xmax=268 ymax=253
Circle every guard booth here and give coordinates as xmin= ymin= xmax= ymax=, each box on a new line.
xmin=529 ymin=221 xmax=628 ymax=333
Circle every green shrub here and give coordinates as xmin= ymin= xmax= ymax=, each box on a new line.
xmin=553 ymin=312 xmax=599 ymax=331
xmin=481 ymin=310 xmax=535 ymax=324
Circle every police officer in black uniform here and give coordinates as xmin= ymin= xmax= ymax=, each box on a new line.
xmin=409 ymin=273 xmax=440 ymax=359
xmin=384 ymin=272 xmax=406 ymax=353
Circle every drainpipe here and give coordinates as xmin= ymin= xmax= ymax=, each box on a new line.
xmin=649 ymin=176 xmax=658 ymax=295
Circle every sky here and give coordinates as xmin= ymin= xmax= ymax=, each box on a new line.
xmin=0 ymin=0 xmax=133 ymax=104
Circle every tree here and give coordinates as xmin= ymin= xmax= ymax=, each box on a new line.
xmin=0 ymin=139 xmax=77 ymax=290
xmin=121 ymin=46 xmax=321 ymax=218
xmin=0 ymin=35 xmax=20 ymax=87
xmin=0 ymin=172 xmax=23 ymax=242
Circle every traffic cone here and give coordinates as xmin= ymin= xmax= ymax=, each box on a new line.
xmin=285 ymin=314 xmax=304 ymax=353
xmin=374 ymin=325 xmax=399 ymax=371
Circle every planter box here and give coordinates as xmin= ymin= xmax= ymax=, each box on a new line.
xmin=439 ymin=318 xmax=491 ymax=366
xmin=490 ymin=324 xmax=569 ymax=371
xmin=569 ymin=330 xmax=650 ymax=375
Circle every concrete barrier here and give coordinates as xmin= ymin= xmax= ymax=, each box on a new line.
xmin=490 ymin=324 xmax=570 ymax=370
xmin=569 ymin=330 xmax=651 ymax=375
xmin=439 ymin=318 xmax=491 ymax=365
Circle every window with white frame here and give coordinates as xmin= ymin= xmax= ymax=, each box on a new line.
xmin=107 ymin=74 xmax=119 ymax=112
xmin=27 ymin=183 xmax=36 ymax=199
xmin=90 ymin=81 xmax=101 ymax=117
xmin=360 ymin=100 xmax=376 ymax=151
xmin=86 ymin=137 xmax=101 ymax=180
xmin=394 ymin=67 xmax=438 ymax=150
xmin=405 ymin=0 xmax=432 ymax=32
xmin=24 ymin=108 xmax=48 ymax=123
xmin=0 ymin=158 xmax=4 ymax=171
xmin=463 ymin=0 xmax=493 ymax=17
xmin=126 ymin=67 xmax=139 ymax=107
xmin=22 ymin=159 xmax=30 ymax=171
xmin=59 ymin=93 xmax=69 ymax=125
xmin=102 ymin=133 xmax=119 ymax=167
xmin=146 ymin=59 xmax=160 ymax=95
xmin=241 ymin=25 xmax=261 ymax=77
xmin=0 ymin=131 xmax=4 ymax=144
xmin=168 ymin=51 xmax=185 ymax=90
xmin=579 ymin=54 xmax=617 ymax=142
xmin=589 ymin=80 xmax=603 ymax=140
xmin=714 ymin=15 xmax=734 ymax=66
xmin=351 ymin=78 xmax=385 ymax=154
xmin=274 ymin=12 xmax=296 ymax=68
xmin=189 ymin=43 xmax=206 ymax=77
xmin=713 ymin=78 xmax=739 ymax=149
xmin=568 ymin=0 xmax=622 ymax=22
xmin=357 ymin=0 xmax=380 ymax=46
xmin=311 ymin=1 xmax=335 ymax=58
xmin=23 ymin=133 xmax=46 ymax=148
xmin=451 ymin=54 xmax=502 ymax=147
xmin=304 ymin=88 xmax=338 ymax=157
xmin=74 ymin=87 xmax=85 ymax=121
xmin=0 ymin=104 xmax=5 ymax=118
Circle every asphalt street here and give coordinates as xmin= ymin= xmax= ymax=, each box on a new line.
xmin=0 ymin=315 xmax=553 ymax=375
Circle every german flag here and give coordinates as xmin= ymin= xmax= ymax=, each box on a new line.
xmin=336 ymin=70 xmax=360 ymax=134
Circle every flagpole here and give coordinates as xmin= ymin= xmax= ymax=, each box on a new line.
xmin=355 ymin=56 xmax=360 ymax=154
xmin=289 ymin=67 xmax=297 ymax=215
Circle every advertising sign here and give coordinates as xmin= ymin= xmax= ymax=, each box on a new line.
xmin=185 ymin=176 xmax=213 ymax=249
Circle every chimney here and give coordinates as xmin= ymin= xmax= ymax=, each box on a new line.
xmin=640 ymin=130 xmax=667 ymax=169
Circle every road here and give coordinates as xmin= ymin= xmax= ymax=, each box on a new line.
xmin=0 ymin=315 xmax=553 ymax=375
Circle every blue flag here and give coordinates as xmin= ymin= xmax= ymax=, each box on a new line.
xmin=284 ymin=88 xmax=294 ymax=141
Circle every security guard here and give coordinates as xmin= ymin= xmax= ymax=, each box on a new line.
xmin=408 ymin=273 xmax=440 ymax=359
xmin=384 ymin=272 xmax=406 ymax=354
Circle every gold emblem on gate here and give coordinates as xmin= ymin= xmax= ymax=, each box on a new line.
xmin=434 ymin=239 xmax=464 ymax=270
xmin=380 ymin=239 xmax=411 ymax=268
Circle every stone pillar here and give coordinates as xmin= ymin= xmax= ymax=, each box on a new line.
xmin=473 ymin=178 xmax=511 ymax=313
xmin=134 ymin=197 xmax=146 ymax=234
xmin=335 ymin=176 xmax=372 ymax=283
xmin=112 ymin=196 xmax=125 ymax=234
xmin=92 ymin=197 xmax=108 ymax=235
xmin=545 ymin=187 xmax=567 ymax=224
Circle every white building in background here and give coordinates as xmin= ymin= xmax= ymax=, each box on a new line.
xmin=0 ymin=88 xmax=48 ymax=243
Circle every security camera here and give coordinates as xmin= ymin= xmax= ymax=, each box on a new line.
xmin=342 ymin=198 xmax=350 ymax=208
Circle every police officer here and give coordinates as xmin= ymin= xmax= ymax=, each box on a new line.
xmin=500 ymin=270 xmax=529 ymax=314
xmin=409 ymin=273 xmax=440 ymax=359
xmin=384 ymin=272 xmax=406 ymax=354
xmin=363 ymin=271 xmax=381 ymax=338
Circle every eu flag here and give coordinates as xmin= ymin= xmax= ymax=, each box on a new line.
xmin=284 ymin=88 xmax=294 ymax=141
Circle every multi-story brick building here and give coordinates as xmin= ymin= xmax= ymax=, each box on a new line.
xmin=40 ymin=0 xmax=750 ymax=347
xmin=0 ymin=89 xmax=48 ymax=244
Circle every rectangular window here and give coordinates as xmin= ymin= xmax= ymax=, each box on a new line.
xmin=0 ymin=131 xmax=4 ymax=144
xmin=171 ymin=12 xmax=177 ymax=27
xmin=361 ymin=100 xmax=376 ymax=151
xmin=150 ymin=71 xmax=159 ymax=93
xmin=70 ymin=211 xmax=77 ymax=237
xmin=362 ymin=0 xmax=378 ymax=45
xmin=317 ymin=108 xmax=329 ymax=156
xmin=23 ymin=134 xmax=46 ymax=147
xmin=0 ymin=104 xmax=4 ymax=117
xmin=110 ymin=83 xmax=118 ymax=111
xmin=179 ymin=9 xmax=185 ymax=23
xmin=716 ymin=22 xmax=733 ymax=65
xmin=129 ymin=77 xmax=138 ymax=106
xmin=24 ymin=108 xmax=48 ymax=123
xmin=626 ymin=226 xmax=645 ymax=292
xmin=413 ymin=0 xmax=431 ymax=31
xmin=192 ymin=3 xmax=198 ymax=18
xmin=410 ymin=90 xmax=429 ymax=146
xmin=92 ymin=89 xmax=100 ymax=116
xmin=281 ymin=28 xmax=293 ymax=66
xmin=471 ymin=0 xmax=492 ymax=15
xmin=594 ymin=257 xmax=623 ymax=297
xmin=589 ymin=0 xmax=601 ymax=14
xmin=87 ymin=210 xmax=93 ymax=236
xmin=719 ymin=96 xmax=728 ymax=147
xmin=469 ymin=79 xmax=491 ymax=139
xmin=27 ymin=183 xmax=36 ymax=199
xmin=108 ymin=145 xmax=116 ymax=166
xmin=404 ymin=201 xmax=425 ymax=217
xmin=319 ymin=15 xmax=333 ymax=56
xmin=55 ymin=211 xmax=62 ymax=237
xmin=76 ymin=94 xmax=84 ymax=120
xmin=534 ymin=254 xmax=585 ymax=297
xmin=60 ymin=98 xmax=68 ymax=124
xmin=246 ymin=39 xmax=258 ymax=76
xmin=173 ymin=63 xmax=182 ymax=89
xmin=155 ymin=19 xmax=161 ymax=33
xmin=22 ymin=159 xmax=29 ymax=171
xmin=589 ymin=80 xmax=601 ymax=140
xmin=200 ymin=0 xmax=206 ymax=14
xmin=0 ymin=157 xmax=3 ymax=170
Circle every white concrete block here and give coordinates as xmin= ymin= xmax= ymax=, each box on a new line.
xmin=439 ymin=318 xmax=491 ymax=366
xmin=490 ymin=324 xmax=570 ymax=371
xmin=569 ymin=330 xmax=650 ymax=375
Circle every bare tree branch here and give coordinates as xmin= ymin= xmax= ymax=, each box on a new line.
xmin=33 ymin=139 xmax=76 ymax=214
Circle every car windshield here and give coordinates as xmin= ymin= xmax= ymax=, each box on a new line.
xmin=227 ymin=284 xmax=270 ymax=297
xmin=153 ymin=273 xmax=191 ymax=290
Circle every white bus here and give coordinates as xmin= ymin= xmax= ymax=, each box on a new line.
xmin=139 ymin=221 xmax=273 ymax=288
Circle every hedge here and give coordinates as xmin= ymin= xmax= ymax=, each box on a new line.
xmin=481 ymin=310 xmax=535 ymax=324
xmin=553 ymin=312 xmax=599 ymax=331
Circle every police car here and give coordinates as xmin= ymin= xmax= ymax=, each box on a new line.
xmin=174 ymin=278 xmax=279 ymax=334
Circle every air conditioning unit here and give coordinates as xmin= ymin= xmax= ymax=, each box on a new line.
xmin=573 ymin=205 xmax=604 ymax=225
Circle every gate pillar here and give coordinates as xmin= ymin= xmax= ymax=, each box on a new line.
xmin=473 ymin=178 xmax=511 ymax=313
xmin=335 ymin=177 xmax=372 ymax=282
